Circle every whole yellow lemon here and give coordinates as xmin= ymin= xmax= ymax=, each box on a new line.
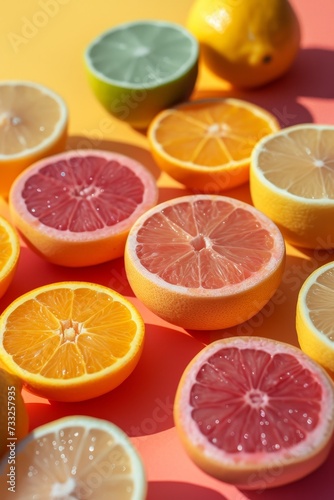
xmin=187 ymin=0 xmax=301 ymax=88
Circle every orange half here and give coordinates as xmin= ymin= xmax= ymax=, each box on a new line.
xmin=148 ymin=98 xmax=280 ymax=192
xmin=0 ymin=282 xmax=145 ymax=402
xmin=0 ymin=215 xmax=20 ymax=299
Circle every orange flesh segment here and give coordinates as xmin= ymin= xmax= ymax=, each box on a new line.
xmin=257 ymin=128 xmax=334 ymax=199
xmin=191 ymin=347 xmax=322 ymax=453
xmin=22 ymin=156 xmax=145 ymax=232
xmin=18 ymin=427 xmax=135 ymax=498
xmin=0 ymin=85 xmax=61 ymax=155
xmin=0 ymin=224 xmax=13 ymax=271
xmin=305 ymin=267 xmax=334 ymax=341
xmin=154 ymin=101 xmax=276 ymax=166
xmin=3 ymin=288 xmax=138 ymax=378
xmin=135 ymin=198 xmax=274 ymax=288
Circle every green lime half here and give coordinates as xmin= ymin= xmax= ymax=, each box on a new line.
xmin=84 ymin=20 xmax=199 ymax=129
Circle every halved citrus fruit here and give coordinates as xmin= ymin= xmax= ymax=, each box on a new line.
xmin=296 ymin=261 xmax=334 ymax=374
xmin=0 ymin=215 xmax=20 ymax=299
xmin=0 ymin=80 xmax=68 ymax=198
xmin=0 ymin=415 xmax=147 ymax=499
xmin=85 ymin=20 xmax=199 ymax=129
xmin=250 ymin=124 xmax=334 ymax=249
xmin=0 ymin=282 xmax=145 ymax=402
xmin=124 ymin=195 xmax=285 ymax=330
xmin=9 ymin=149 xmax=158 ymax=267
xmin=174 ymin=336 xmax=334 ymax=489
xmin=147 ymin=98 xmax=280 ymax=192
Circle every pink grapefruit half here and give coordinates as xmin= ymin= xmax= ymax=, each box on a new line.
xmin=125 ymin=195 xmax=286 ymax=330
xmin=174 ymin=336 xmax=334 ymax=489
xmin=9 ymin=149 xmax=158 ymax=267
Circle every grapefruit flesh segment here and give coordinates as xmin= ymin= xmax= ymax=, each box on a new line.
xmin=125 ymin=195 xmax=285 ymax=330
xmin=174 ymin=336 xmax=334 ymax=489
xmin=9 ymin=149 xmax=158 ymax=267
xmin=22 ymin=155 xmax=148 ymax=231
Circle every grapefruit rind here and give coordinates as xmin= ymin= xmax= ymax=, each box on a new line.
xmin=174 ymin=336 xmax=334 ymax=489
xmin=125 ymin=195 xmax=286 ymax=330
xmin=0 ymin=282 xmax=145 ymax=402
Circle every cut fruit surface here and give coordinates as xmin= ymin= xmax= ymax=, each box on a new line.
xmin=148 ymin=98 xmax=280 ymax=192
xmin=250 ymin=124 xmax=334 ymax=249
xmin=0 ymin=282 xmax=145 ymax=402
xmin=125 ymin=195 xmax=285 ymax=330
xmin=0 ymin=81 xmax=68 ymax=198
xmin=0 ymin=415 xmax=147 ymax=499
xmin=85 ymin=20 xmax=199 ymax=129
xmin=296 ymin=261 xmax=334 ymax=374
xmin=9 ymin=149 xmax=158 ymax=267
xmin=0 ymin=215 xmax=20 ymax=299
xmin=174 ymin=336 xmax=334 ymax=489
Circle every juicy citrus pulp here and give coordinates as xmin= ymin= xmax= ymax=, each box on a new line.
xmin=125 ymin=195 xmax=285 ymax=330
xmin=0 ymin=415 xmax=146 ymax=499
xmin=0 ymin=367 xmax=29 ymax=458
xmin=9 ymin=149 xmax=158 ymax=267
xmin=0 ymin=282 xmax=145 ymax=402
xmin=250 ymin=124 xmax=334 ymax=249
xmin=296 ymin=261 xmax=334 ymax=374
xmin=148 ymin=98 xmax=280 ymax=192
xmin=85 ymin=20 xmax=199 ymax=129
xmin=186 ymin=0 xmax=300 ymax=88
xmin=0 ymin=215 xmax=20 ymax=299
xmin=174 ymin=336 xmax=334 ymax=489
xmin=0 ymin=80 xmax=68 ymax=197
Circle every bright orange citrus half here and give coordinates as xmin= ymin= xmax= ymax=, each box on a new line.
xmin=0 ymin=282 xmax=145 ymax=402
xmin=148 ymin=98 xmax=280 ymax=192
xmin=0 ymin=415 xmax=147 ymax=499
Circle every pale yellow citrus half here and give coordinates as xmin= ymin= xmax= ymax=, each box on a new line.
xmin=0 ymin=81 xmax=68 ymax=198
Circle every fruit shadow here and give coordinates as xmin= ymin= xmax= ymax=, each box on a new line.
xmin=185 ymin=249 xmax=332 ymax=347
xmin=26 ymin=324 xmax=204 ymax=437
xmin=195 ymin=47 xmax=334 ymax=126
xmin=238 ymin=440 xmax=334 ymax=500
xmin=147 ymin=481 xmax=228 ymax=500
xmin=0 ymin=245 xmax=136 ymax=314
